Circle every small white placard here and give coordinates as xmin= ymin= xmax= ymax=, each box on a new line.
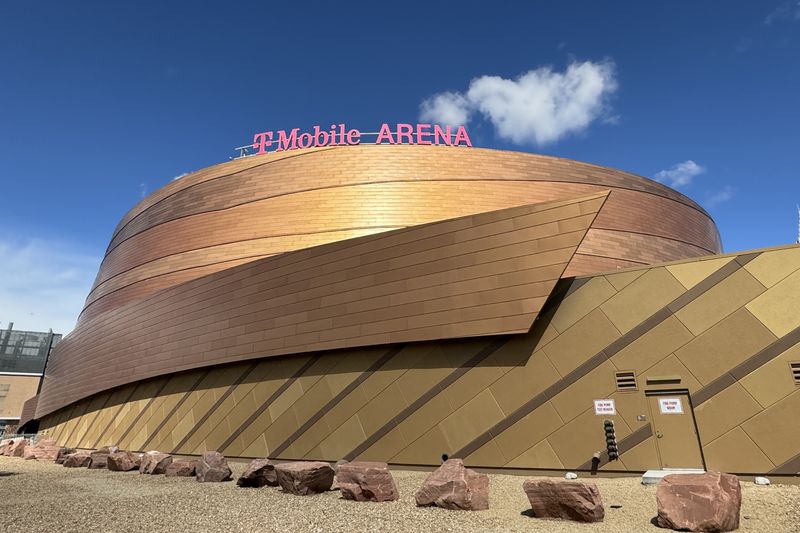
xmin=594 ymin=399 xmax=616 ymax=416
xmin=658 ymin=397 xmax=684 ymax=414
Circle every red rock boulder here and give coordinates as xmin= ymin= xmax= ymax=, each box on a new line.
xmin=275 ymin=461 xmax=335 ymax=495
xmin=107 ymin=451 xmax=142 ymax=471
xmin=415 ymin=458 xmax=489 ymax=511
xmin=237 ymin=458 xmax=278 ymax=488
xmin=55 ymin=447 xmax=77 ymax=464
xmin=88 ymin=445 xmax=119 ymax=469
xmin=336 ymin=461 xmax=399 ymax=502
xmin=23 ymin=439 xmax=61 ymax=461
xmin=523 ymin=479 xmax=604 ymax=522
xmin=139 ymin=451 xmax=173 ymax=475
xmin=8 ymin=439 xmax=27 ymax=457
xmin=656 ymin=472 xmax=741 ymax=532
xmin=0 ymin=439 xmax=13 ymax=455
xmin=165 ymin=460 xmax=197 ymax=477
xmin=196 ymin=451 xmax=232 ymax=482
xmin=63 ymin=452 xmax=92 ymax=468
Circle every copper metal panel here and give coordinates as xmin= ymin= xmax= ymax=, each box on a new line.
xmin=79 ymin=146 xmax=721 ymax=323
xmin=17 ymin=394 xmax=38 ymax=428
xmin=35 ymin=193 xmax=606 ymax=418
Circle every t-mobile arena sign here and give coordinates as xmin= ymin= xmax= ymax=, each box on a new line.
xmin=252 ymin=123 xmax=472 ymax=154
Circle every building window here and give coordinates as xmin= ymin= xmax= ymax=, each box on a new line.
xmin=615 ymin=371 xmax=637 ymax=392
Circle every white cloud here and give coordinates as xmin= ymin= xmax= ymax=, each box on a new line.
xmin=419 ymin=60 xmax=618 ymax=146
xmin=764 ymin=1 xmax=800 ymax=24
xmin=419 ymin=92 xmax=471 ymax=127
xmin=138 ymin=182 xmax=148 ymax=198
xmin=705 ymin=186 xmax=736 ymax=207
xmin=172 ymin=172 xmax=189 ymax=181
xmin=0 ymin=239 xmax=100 ymax=335
xmin=654 ymin=160 xmax=706 ymax=188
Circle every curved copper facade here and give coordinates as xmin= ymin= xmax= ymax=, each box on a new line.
xmin=36 ymin=145 xmax=722 ymax=424
xmin=37 ymin=193 xmax=608 ymax=417
xmin=79 ymin=145 xmax=721 ymax=325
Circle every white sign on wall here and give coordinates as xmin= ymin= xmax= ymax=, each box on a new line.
xmin=593 ymin=399 xmax=616 ymax=416
xmin=658 ymin=397 xmax=684 ymax=414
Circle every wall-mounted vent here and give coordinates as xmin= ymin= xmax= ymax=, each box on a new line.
xmin=615 ymin=371 xmax=637 ymax=392
xmin=791 ymin=362 xmax=800 ymax=385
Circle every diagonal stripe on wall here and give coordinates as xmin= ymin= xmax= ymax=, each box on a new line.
xmin=453 ymin=252 xmax=760 ymax=461
xmin=344 ymin=337 xmax=510 ymax=461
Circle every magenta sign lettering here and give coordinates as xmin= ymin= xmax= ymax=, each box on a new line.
xmin=252 ymin=123 xmax=472 ymax=154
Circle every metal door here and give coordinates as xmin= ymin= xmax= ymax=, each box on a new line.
xmin=646 ymin=392 xmax=704 ymax=469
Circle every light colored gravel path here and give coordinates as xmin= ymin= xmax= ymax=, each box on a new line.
xmin=1 ymin=456 xmax=798 ymax=532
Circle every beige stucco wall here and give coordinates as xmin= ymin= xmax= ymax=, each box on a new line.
xmin=0 ymin=375 xmax=40 ymax=420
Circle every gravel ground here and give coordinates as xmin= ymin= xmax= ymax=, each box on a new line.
xmin=1 ymin=456 xmax=798 ymax=532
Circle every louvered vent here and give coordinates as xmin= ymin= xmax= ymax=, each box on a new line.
xmin=615 ymin=371 xmax=637 ymax=392
xmin=791 ymin=362 xmax=800 ymax=385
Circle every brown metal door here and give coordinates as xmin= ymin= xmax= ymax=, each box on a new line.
xmin=647 ymin=392 xmax=704 ymax=469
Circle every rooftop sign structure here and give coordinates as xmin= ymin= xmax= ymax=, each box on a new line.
xmin=237 ymin=123 xmax=472 ymax=158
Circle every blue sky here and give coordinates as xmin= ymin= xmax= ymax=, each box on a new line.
xmin=1 ymin=1 xmax=799 ymax=333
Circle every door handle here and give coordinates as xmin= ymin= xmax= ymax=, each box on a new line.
xmin=656 ymin=431 xmax=663 ymax=439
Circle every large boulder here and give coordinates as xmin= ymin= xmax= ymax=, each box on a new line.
xmin=107 ymin=451 xmax=141 ymax=471
xmin=55 ymin=447 xmax=77 ymax=464
xmin=522 ymin=479 xmax=604 ymax=523
xmin=63 ymin=452 xmax=92 ymax=468
xmin=196 ymin=451 xmax=232 ymax=482
xmin=139 ymin=451 xmax=173 ymax=475
xmin=237 ymin=458 xmax=278 ymax=488
xmin=275 ymin=461 xmax=335 ymax=495
xmin=656 ymin=472 xmax=741 ymax=532
xmin=8 ymin=439 xmax=27 ymax=457
xmin=415 ymin=458 xmax=489 ymax=511
xmin=336 ymin=461 xmax=399 ymax=502
xmin=88 ymin=445 xmax=119 ymax=469
xmin=165 ymin=460 xmax=197 ymax=477
xmin=0 ymin=439 xmax=13 ymax=455
xmin=23 ymin=439 xmax=61 ymax=462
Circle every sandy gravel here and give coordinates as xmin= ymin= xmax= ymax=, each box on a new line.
xmin=1 ymin=456 xmax=798 ymax=532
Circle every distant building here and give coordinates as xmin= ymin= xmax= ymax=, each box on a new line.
xmin=0 ymin=323 xmax=61 ymax=433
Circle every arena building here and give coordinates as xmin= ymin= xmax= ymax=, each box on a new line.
xmin=21 ymin=144 xmax=800 ymax=478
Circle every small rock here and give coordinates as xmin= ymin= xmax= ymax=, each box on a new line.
xmin=107 ymin=451 xmax=141 ymax=471
xmin=754 ymin=476 xmax=770 ymax=486
xmin=237 ymin=458 xmax=278 ymax=488
xmin=565 ymin=472 xmax=578 ymax=480
xmin=656 ymin=472 xmax=741 ymax=532
xmin=275 ymin=461 xmax=335 ymax=495
xmin=415 ymin=458 xmax=489 ymax=511
xmin=334 ymin=459 xmax=349 ymax=472
xmin=165 ymin=460 xmax=197 ymax=477
xmin=139 ymin=451 xmax=173 ymax=475
xmin=336 ymin=461 xmax=399 ymax=502
xmin=196 ymin=451 xmax=232 ymax=482
xmin=63 ymin=452 xmax=92 ymax=468
xmin=523 ymin=479 xmax=604 ymax=522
